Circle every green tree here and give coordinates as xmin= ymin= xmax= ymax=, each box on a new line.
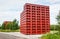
xmin=1 ymin=19 xmax=19 ymax=30
xmin=0 ymin=24 xmax=1 ymax=29
xmin=1 ymin=23 xmax=5 ymax=29
xmin=50 ymin=25 xmax=57 ymax=31
xmin=12 ymin=19 xmax=19 ymax=30
xmin=56 ymin=11 xmax=60 ymax=34
xmin=6 ymin=22 xmax=13 ymax=30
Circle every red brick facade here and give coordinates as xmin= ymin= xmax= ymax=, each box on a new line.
xmin=20 ymin=3 xmax=50 ymax=35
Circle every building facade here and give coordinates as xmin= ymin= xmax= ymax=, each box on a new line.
xmin=20 ymin=3 xmax=50 ymax=35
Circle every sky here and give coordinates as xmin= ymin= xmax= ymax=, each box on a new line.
xmin=0 ymin=0 xmax=60 ymax=25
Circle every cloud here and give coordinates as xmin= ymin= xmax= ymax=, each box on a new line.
xmin=0 ymin=0 xmax=38 ymax=24
xmin=45 ymin=0 xmax=60 ymax=4
xmin=0 ymin=11 xmax=20 ymax=24
xmin=50 ymin=4 xmax=60 ymax=24
xmin=0 ymin=0 xmax=60 ymax=25
xmin=0 ymin=0 xmax=38 ymax=11
xmin=36 ymin=0 xmax=60 ymax=5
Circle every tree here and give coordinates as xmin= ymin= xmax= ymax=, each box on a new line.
xmin=1 ymin=19 xmax=19 ymax=30
xmin=1 ymin=23 xmax=5 ymax=29
xmin=0 ymin=24 xmax=1 ymax=29
xmin=6 ymin=22 xmax=13 ymax=30
xmin=12 ymin=19 xmax=19 ymax=30
xmin=56 ymin=11 xmax=60 ymax=34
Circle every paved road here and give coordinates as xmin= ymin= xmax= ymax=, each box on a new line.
xmin=0 ymin=33 xmax=27 ymax=39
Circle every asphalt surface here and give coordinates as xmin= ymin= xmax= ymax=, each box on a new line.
xmin=0 ymin=33 xmax=27 ymax=39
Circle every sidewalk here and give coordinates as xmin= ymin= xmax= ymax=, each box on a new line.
xmin=0 ymin=31 xmax=58 ymax=39
xmin=0 ymin=32 xmax=42 ymax=39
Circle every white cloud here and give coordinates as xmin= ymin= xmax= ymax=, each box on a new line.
xmin=45 ymin=0 xmax=60 ymax=3
xmin=0 ymin=0 xmax=38 ymax=24
xmin=50 ymin=4 xmax=60 ymax=24
xmin=0 ymin=0 xmax=60 ymax=25
xmin=0 ymin=11 xmax=20 ymax=24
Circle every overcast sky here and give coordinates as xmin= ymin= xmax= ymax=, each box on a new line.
xmin=0 ymin=0 xmax=60 ymax=25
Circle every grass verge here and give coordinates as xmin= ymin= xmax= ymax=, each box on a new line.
xmin=0 ymin=29 xmax=20 ymax=32
xmin=40 ymin=33 xmax=60 ymax=39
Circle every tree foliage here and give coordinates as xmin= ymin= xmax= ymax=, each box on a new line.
xmin=1 ymin=19 xmax=19 ymax=30
xmin=56 ymin=11 xmax=60 ymax=33
xmin=50 ymin=25 xmax=57 ymax=30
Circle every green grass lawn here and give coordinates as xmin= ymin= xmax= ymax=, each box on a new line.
xmin=40 ymin=33 xmax=60 ymax=39
xmin=0 ymin=29 xmax=20 ymax=32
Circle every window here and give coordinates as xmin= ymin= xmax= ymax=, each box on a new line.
xmin=37 ymin=26 xmax=41 ymax=29
xmin=32 ymin=23 xmax=36 ymax=25
xmin=46 ymin=10 xmax=49 ymax=12
xmin=32 ymin=26 xmax=36 ymax=28
xmin=27 ymin=31 xmax=30 ymax=33
xmin=26 ymin=18 xmax=30 ymax=20
xmin=26 ymin=33 xmax=29 ymax=35
xmin=27 ymin=23 xmax=30 ymax=25
xmin=41 ymin=7 xmax=44 ymax=8
xmin=37 ymin=16 xmax=40 ymax=18
xmin=42 ymin=12 xmax=45 ymax=13
xmin=37 ymin=24 xmax=40 ymax=25
xmin=42 ymin=29 xmax=45 ymax=30
xmin=32 ymin=13 xmax=36 ymax=15
xmin=26 ymin=13 xmax=30 ymax=14
xmin=32 ymin=29 xmax=36 ymax=30
xmin=42 ymin=24 xmax=45 ymax=25
xmin=32 ymin=26 xmax=36 ymax=29
xmin=37 ymin=21 xmax=40 ymax=22
xmin=32 ymin=26 xmax=36 ymax=30
xmin=42 ymin=30 xmax=45 ymax=32
xmin=32 ymin=31 xmax=36 ymax=34
xmin=42 ymin=14 xmax=45 ymax=15
xmin=37 ymin=28 xmax=40 ymax=30
xmin=42 ymin=19 xmax=45 ymax=20
xmin=32 ymin=21 xmax=35 ymax=22
xmin=26 ymin=21 xmax=30 ymax=22
xmin=42 ymin=25 xmax=45 ymax=27
xmin=46 ymin=17 xmax=49 ymax=18
xmin=27 ymin=28 xmax=30 ymax=30
xmin=26 ymin=7 xmax=30 ymax=10
xmin=26 ymin=26 xmax=30 ymax=28
xmin=32 ymin=16 xmax=35 ymax=17
xmin=37 ymin=7 xmax=40 ymax=8
xmin=37 ymin=11 xmax=40 ymax=13
xmin=32 ymin=6 xmax=35 ymax=8
xmin=41 ymin=9 xmax=45 ymax=11
xmin=26 ymin=5 xmax=30 ymax=7
xmin=26 ymin=10 xmax=30 ymax=12
xmin=27 ymin=15 xmax=30 ymax=17
xmin=42 ymin=16 xmax=45 ymax=18
xmin=46 ymin=21 xmax=49 ymax=23
xmin=37 ymin=18 xmax=40 ymax=20
xmin=46 ymin=8 xmax=49 ymax=10
xmin=32 ymin=11 xmax=35 ymax=12
xmin=46 ymin=9 xmax=49 ymax=11
xmin=37 ymin=9 xmax=40 ymax=10
xmin=32 ymin=18 xmax=36 ymax=20
xmin=46 ymin=24 xmax=49 ymax=25
xmin=37 ymin=14 xmax=40 ymax=15
xmin=32 ymin=8 xmax=35 ymax=10
xmin=46 ymin=19 xmax=49 ymax=20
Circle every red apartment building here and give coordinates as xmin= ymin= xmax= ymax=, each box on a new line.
xmin=20 ymin=3 xmax=50 ymax=35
